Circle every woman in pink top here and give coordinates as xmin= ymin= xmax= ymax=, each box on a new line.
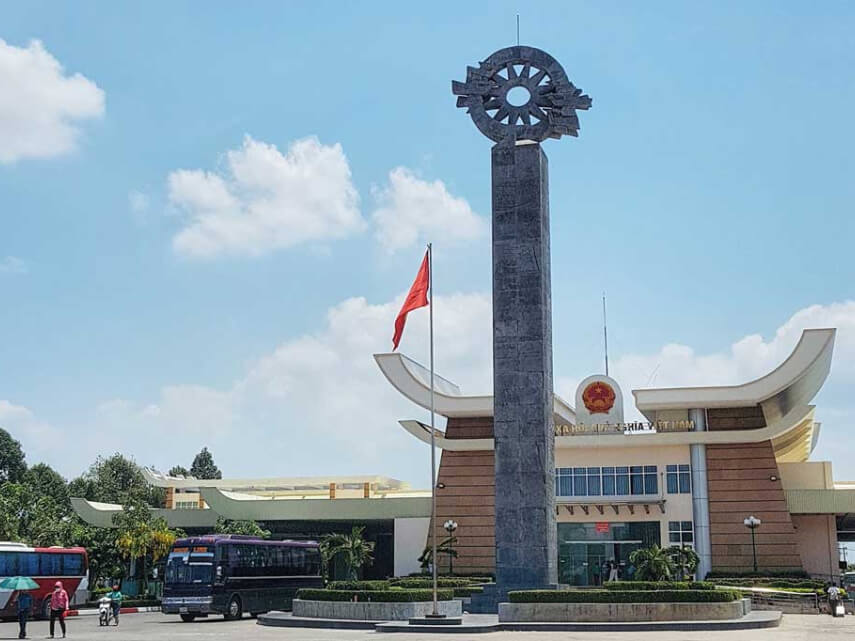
xmin=49 ymin=581 xmax=68 ymax=638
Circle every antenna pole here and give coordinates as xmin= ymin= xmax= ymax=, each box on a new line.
xmin=516 ymin=15 xmax=520 ymax=46
xmin=602 ymin=292 xmax=609 ymax=376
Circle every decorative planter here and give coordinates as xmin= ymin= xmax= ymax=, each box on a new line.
xmin=498 ymin=599 xmax=750 ymax=622
xmin=293 ymin=599 xmax=462 ymax=621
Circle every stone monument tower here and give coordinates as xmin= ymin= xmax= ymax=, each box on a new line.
xmin=452 ymin=46 xmax=591 ymax=604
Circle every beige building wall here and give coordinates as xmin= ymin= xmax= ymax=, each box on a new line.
xmin=555 ymin=445 xmax=694 ymax=546
xmin=778 ymin=461 xmax=834 ymax=490
xmin=791 ymin=514 xmax=839 ymax=580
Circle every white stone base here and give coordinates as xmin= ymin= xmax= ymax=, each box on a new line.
xmin=499 ymin=598 xmax=750 ymax=622
xmin=293 ymin=599 xmax=462 ymax=621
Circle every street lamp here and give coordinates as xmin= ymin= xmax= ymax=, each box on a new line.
xmin=443 ymin=520 xmax=458 ymax=576
xmin=743 ymin=516 xmax=762 ymax=573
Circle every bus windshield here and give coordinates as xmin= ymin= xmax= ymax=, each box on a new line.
xmin=165 ymin=547 xmax=213 ymax=585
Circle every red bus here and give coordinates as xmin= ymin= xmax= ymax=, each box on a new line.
xmin=0 ymin=542 xmax=89 ymax=619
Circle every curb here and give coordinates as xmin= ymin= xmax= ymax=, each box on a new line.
xmin=65 ymin=606 xmax=162 ymax=617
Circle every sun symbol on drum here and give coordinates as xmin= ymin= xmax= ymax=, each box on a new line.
xmin=582 ymin=381 xmax=616 ymax=414
xmin=452 ymin=46 xmax=592 ymax=143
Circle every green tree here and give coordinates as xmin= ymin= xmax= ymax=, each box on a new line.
xmin=190 ymin=448 xmax=221 ymax=480
xmin=667 ymin=545 xmax=700 ymax=580
xmin=114 ymin=499 xmax=177 ymax=596
xmin=214 ymin=517 xmax=270 ymax=538
xmin=68 ymin=453 xmax=164 ymax=507
xmin=629 ymin=545 xmax=676 ymax=581
xmin=168 ymin=465 xmax=190 ymax=477
xmin=0 ymin=428 xmax=27 ymax=483
xmin=320 ymin=526 xmax=375 ymax=581
xmin=0 ymin=483 xmax=73 ymax=546
xmin=25 ymin=463 xmax=70 ymax=511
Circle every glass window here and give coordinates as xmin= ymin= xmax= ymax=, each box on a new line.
xmin=615 ymin=467 xmax=630 ymax=495
xmin=573 ymin=467 xmax=587 ymax=496
xmin=630 ymin=466 xmax=644 ymax=495
xmin=555 ymin=468 xmax=572 ymax=497
xmin=20 ymin=553 xmax=38 ymax=575
xmin=291 ymin=547 xmax=306 ymax=575
xmin=0 ymin=552 xmax=18 ymax=576
xmin=679 ymin=465 xmax=691 ymax=493
xmin=668 ymin=521 xmax=694 ymax=546
xmin=40 ymin=553 xmax=61 ymax=576
xmin=644 ymin=465 xmax=658 ymax=494
xmin=666 ymin=463 xmax=692 ymax=494
xmin=587 ymin=467 xmax=601 ymax=496
xmin=602 ymin=467 xmax=615 ymax=496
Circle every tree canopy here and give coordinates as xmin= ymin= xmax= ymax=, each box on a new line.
xmin=25 ymin=463 xmax=70 ymax=511
xmin=190 ymin=447 xmax=222 ymax=480
xmin=168 ymin=465 xmax=190 ymax=477
xmin=68 ymin=453 xmax=164 ymax=507
xmin=0 ymin=428 xmax=27 ymax=483
xmin=214 ymin=517 xmax=270 ymax=539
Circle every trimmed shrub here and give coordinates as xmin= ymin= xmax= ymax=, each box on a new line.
xmin=709 ymin=577 xmax=826 ymax=590
xmin=452 ymin=586 xmax=484 ymax=597
xmin=327 ymin=580 xmax=390 ymax=591
xmin=391 ymin=578 xmax=479 ymax=589
xmin=407 ymin=572 xmax=494 ymax=581
xmin=603 ymin=581 xmax=715 ymax=591
xmin=508 ymin=590 xmax=741 ymax=603
xmin=706 ymin=570 xmax=809 ymax=579
xmin=297 ymin=589 xmax=455 ymax=602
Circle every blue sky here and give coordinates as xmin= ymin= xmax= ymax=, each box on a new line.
xmin=0 ymin=1 xmax=853 ymax=485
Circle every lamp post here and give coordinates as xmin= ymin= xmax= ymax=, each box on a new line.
xmin=743 ymin=516 xmax=762 ymax=573
xmin=443 ymin=520 xmax=458 ymax=576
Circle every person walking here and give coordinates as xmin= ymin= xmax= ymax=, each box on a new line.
xmin=828 ymin=584 xmax=841 ymax=616
xmin=49 ymin=581 xmax=68 ymax=638
xmin=608 ymin=559 xmax=619 ymax=582
xmin=16 ymin=590 xmax=32 ymax=639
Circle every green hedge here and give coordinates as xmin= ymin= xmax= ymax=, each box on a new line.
xmin=603 ymin=581 xmax=715 ymax=591
xmin=508 ymin=590 xmax=741 ymax=603
xmin=709 ymin=577 xmax=826 ymax=590
xmin=706 ymin=570 xmax=809 ymax=579
xmin=297 ymin=589 xmax=454 ymax=602
xmin=453 ymin=586 xmax=484 ymax=597
xmin=390 ymin=578 xmax=479 ymax=589
xmin=326 ymin=580 xmax=390 ymax=591
xmin=406 ymin=573 xmax=494 ymax=581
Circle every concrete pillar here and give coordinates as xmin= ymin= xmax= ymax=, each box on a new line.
xmin=689 ymin=408 xmax=712 ymax=579
xmin=329 ymin=483 xmax=336 ymax=499
xmin=492 ymin=140 xmax=557 ymax=590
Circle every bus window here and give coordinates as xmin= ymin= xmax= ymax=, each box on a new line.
xmin=305 ymin=548 xmax=321 ymax=575
xmin=40 ymin=554 xmax=62 ymax=576
xmin=20 ymin=553 xmax=38 ymax=576
xmin=0 ymin=552 xmax=17 ymax=575
xmin=63 ymin=554 xmax=83 ymax=575
xmin=291 ymin=548 xmax=305 ymax=575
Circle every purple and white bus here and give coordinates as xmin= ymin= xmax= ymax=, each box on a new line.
xmin=161 ymin=534 xmax=322 ymax=622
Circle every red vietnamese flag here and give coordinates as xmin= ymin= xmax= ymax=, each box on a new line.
xmin=392 ymin=250 xmax=430 ymax=350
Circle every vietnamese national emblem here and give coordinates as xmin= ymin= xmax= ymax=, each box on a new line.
xmin=582 ymin=381 xmax=616 ymax=414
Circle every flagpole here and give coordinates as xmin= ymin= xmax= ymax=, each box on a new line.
xmin=428 ymin=242 xmax=439 ymax=617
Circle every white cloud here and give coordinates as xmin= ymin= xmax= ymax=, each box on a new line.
xmin=0 ymin=400 xmax=62 ymax=469
xmin=168 ymin=136 xmax=364 ymax=258
xmin=371 ymin=168 xmax=486 ymax=252
xmin=129 ymin=190 xmax=149 ymax=213
xmin=0 ymin=256 xmax=27 ymax=274
xmin=0 ymin=39 xmax=104 ymax=164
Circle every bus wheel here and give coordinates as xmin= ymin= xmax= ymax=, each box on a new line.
xmin=225 ymin=596 xmax=242 ymax=621
xmin=179 ymin=613 xmax=196 ymax=623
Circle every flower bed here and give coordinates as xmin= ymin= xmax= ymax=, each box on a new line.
xmin=390 ymin=577 xmax=483 ymax=588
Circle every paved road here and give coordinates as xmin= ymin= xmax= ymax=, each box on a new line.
xmin=1 ymin=612 xmax=853 ymax=640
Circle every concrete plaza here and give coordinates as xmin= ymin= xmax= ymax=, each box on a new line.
xmin=0 ymin=613 xmax=849 ymax=640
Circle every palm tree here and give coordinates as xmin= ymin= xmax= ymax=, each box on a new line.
xmin=417 ymin=536 xmax=458 ymax=574
xmin=320 ymin=526 xmax=375 ymax=581
xmin=667 ymin=546 xmax=700 ymax=580
xmin=629 ymin=545 xmax=676 ymax=581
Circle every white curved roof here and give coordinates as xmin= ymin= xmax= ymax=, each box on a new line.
xmin=374 ymin=352 xmax=576 ymax=423
xmin=633 ymin=328 xmax=835 ymax=422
